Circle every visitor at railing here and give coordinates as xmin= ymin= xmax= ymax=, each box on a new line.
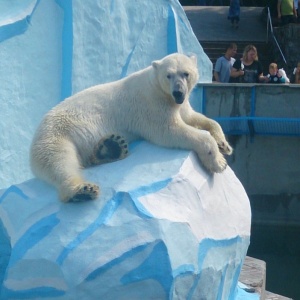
xmin=277 ymin=0 xmax=297 ymax=25
xmin=293 ymin=0 xmax=299 ymax=21
xmin=263 ymin=63 xmax=289 ymax=84
xmin=230 ymin=44 xmax=265 ymax=83
xmin=213 ymin=42 xmax=237 ymax=83
xmin=293 ymin=62 xmax=300 ymax=83
xmin=228 ymin=0 xmax=240 ymax=29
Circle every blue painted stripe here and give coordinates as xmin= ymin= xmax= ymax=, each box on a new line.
xmin=129 ymin=178 xmax=172 ymax=217
xmin=9 ymin=213 xmax=60 ymax=266
xmin=85 ymin=240 xmax=173 ymax=298
xmin=86 ymin=242 xmax=149 ymax=281
xmin=130 ymin=178 xmax=172 ymax=198
xmin=1 ymin=286 xmax=65 ymax=299
xmin=0 ymin=185 xmax=29 ymax=204
xmin=187 ymin=236 xmax=244 ymax=299
xmin=121 ymin=241 xmax=172 ymax=295
xmin=0 ymin=0 xmax=41 ymax=43
xmin=167 ymin=4 xmax=178 ymax=54
xmin=56 ymin=192 xmax=124 ymax=265
xmin=0 ymin=18 xmax=29 ymax=42
xmin=120 ymin=46 xmax=136 ymax=79
xmin=0 ymin=219 xmax=11 ymax=288
xmin=56 ymin=178 xmax=171 ymax=265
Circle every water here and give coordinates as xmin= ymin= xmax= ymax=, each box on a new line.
xmin=248 ymin=195 xmax=300 ymax=299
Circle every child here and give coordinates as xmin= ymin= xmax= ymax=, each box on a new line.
xmin=265 ymin=63 xmax=286 ymax=84
xmin=293 ymin=62 xmax=300 ymax=83
xmin=228 ymin=0 xmax=240 ymax=29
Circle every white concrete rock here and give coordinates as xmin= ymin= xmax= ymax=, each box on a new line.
xmin=0 ymin=142 xmax=251 ymax=299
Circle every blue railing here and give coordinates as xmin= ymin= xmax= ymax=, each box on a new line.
xmin=201 ymin=85 xmax=300 ymax=137
xmin=213 ymin=116 xmax=300 ymax=137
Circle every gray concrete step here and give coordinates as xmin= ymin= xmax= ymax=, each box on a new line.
xmin=184 ymin=6 xmax=268 ymax=42
xmin=240 ymin=256 xmax=266 ymax=299
xmin=183 ymin=6 xmax=276 ymax=74
xmin=240 ymin=256 xmax=292 ymax=300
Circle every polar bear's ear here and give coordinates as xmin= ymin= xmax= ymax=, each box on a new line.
xmin=152 ymin=60 xmax=161 ymax=69
xmin=189 ymin=54 xmax=197 ymax=66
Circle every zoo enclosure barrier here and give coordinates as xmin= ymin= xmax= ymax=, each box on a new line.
xmin=200 ymin=83 xmax=300 ymax=137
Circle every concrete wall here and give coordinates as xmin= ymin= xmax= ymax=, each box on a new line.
xmin=202 ymin=83 xmax=300 ymax=300
xmin=199 ymin=83 xmax=300 ymax=197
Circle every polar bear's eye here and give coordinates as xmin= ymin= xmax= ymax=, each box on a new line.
xmin=167 ymin=74 xmax=171 ymax=79
xmin=183 ymin=72 xmax=189 ymax=78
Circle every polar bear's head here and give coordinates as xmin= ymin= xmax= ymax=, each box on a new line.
xmin=152 ymin=53 xmax=199 ymax=104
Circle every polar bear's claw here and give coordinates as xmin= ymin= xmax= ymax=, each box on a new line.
xmin=68 ymin=183 xmax=99 ymax=202
xmin=218 ymin=141 xmax=233 ymax=155
xmin=92 ymin=134 xmax=128 ymax=165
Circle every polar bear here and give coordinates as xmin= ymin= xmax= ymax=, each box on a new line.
xmin=30 ymin=53 xmax=232 ymax=203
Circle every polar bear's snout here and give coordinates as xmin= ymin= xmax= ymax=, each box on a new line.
xmin=172 ymin=90 xmax=185 ymax=104
xmin=172 ymin=80 xmax=187 ymax=104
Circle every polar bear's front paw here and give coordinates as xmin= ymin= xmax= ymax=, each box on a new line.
xmin=201 ymin=150 xmax=227 ymax=173
xmin=68 ymin=183 xmax=99 ymax=202
xmin=217 ymin=140 xmax=233 ymax=155
xmin=92 ymin=134 xmax=128 ymax=165
xmin=212 ymin=153 xmax=228 ymax=173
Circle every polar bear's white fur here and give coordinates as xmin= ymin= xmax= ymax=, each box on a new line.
xmin=30 ymin=53 xmax=232 ymax=203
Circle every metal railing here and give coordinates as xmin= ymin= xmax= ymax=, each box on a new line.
xmin=266 ymin=6 xmax=287 ymax=64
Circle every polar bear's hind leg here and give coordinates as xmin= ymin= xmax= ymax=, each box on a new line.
xmin=91 ymin=134 xmax=128 ymax=165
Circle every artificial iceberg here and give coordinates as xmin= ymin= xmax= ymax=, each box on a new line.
xmin=0 ymin=142 xmax=251 ymax=299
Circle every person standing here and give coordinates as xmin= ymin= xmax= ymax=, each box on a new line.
xmin=264 ymin=63 xmax=286 ymax=84
xmin=294 ymin=62 xmax=300 ymax=83
xmin=230 ymin=44 xmax=265 ymax=83
xmin=277 ymin=0 xmax=297 ymax=25
xmin=294 ymin=0 xmax=299 ymax=20
xmin=214 ymin=43 xmax=237 ymax=83
xmin=228 ymin=0 xmax=240 ymax=28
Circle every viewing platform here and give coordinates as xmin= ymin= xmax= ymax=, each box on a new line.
xmin=199 ymin=83 xmax=300 ymax=137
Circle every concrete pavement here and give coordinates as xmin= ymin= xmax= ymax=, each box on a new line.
xmin=184 ymin=6 xmax=268 ymax=42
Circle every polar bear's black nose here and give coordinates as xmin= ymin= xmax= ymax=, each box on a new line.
xmin=172 ymin=91 xmax=184 ymax=104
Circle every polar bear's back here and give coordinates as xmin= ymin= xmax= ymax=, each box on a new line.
xmin=54 ymin=65 xmax=153 ymax=117
xmin=31 ymin=66 xmax=155 ymax=168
